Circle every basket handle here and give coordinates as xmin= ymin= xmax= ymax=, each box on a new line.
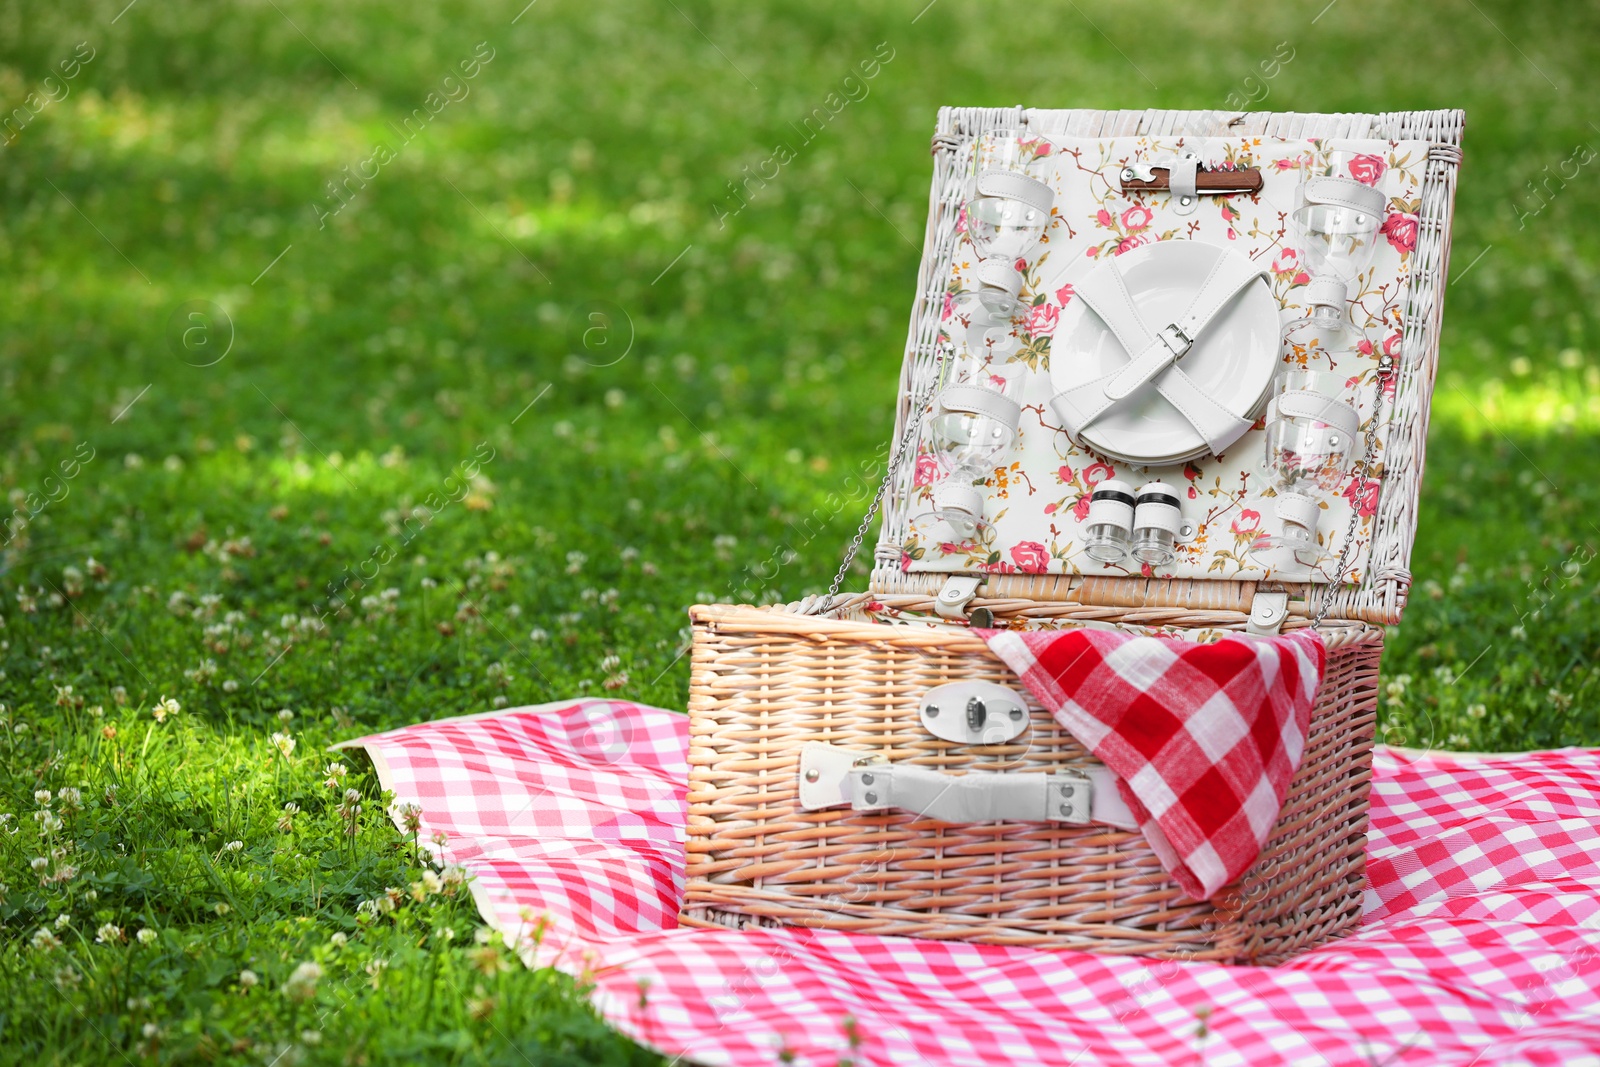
xmin=797 ymin=742 xmax=1136 ymax=828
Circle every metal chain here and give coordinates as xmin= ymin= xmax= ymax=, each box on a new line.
xmin=1309 ymin=359 xmax=1392 ymax=626
xmin=815 ymin=351 xmax=947 ymax=616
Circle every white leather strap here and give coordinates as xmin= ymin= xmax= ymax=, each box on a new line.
xmin=1269 ymin=389 xmax=1360 ymax=439
xmin=974 ymin=169 xmax=1054 ymax=214
xmin=1169 ymin=154 xmax=1200 ymax=216
xmin=975 ymin=258 xmax=1023 ymax=298
xmin=1299 ymin=176 xmax=1385 ymax=218
xmin=1275 ymin=490 xmax=1321 ymax=532
xmin=1303 ymin=275 xmax=1347 ymax=310
xmin=939 ymin=385 xmax=1022 ymax=432
xmin=844 ymin=760 xmax=1137 ymax=828
xmin=932 ymin=481 xmax=984 ymax=519
xmin=933 ymin=574 xmax=982 ymax=620
xmin=1050 ymin=250 xmax=1266 ymax=455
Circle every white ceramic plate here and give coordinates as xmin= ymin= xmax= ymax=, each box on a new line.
xmin=1050 ymin=240 xmax=1279 ymax=466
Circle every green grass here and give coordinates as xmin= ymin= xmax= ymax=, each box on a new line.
xmin=0 ymin=0 xmax=1596 ymax=1061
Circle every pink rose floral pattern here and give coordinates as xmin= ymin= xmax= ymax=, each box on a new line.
xmin=904 ymin=134 xmax=1430 ymax=586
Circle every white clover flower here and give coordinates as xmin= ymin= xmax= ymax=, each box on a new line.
xmin=152 ymin=696 xmax=180 ymax=722
xmin=330 ymin=932 xmax=347 ymax=948
xmin=238 ymin=968 xmax=260 ymax=989
xmin=34 ymin=790 xmax=51 ymax=806
xmin=277 ymin=708 xmax=294 ymax=723
xmin=281 ymin=961 xmax=322 ymax=1001
xmin=270 ymin=732 xmax=296 ymax=757
xmin=223 ymin=840 xmax=243 ymax=853
xmin=30 ymin=928 xmax=61 ymax=951
xmin=54 ymin=913 xmax=70 ymax=930
xmin=394 ymin=802 xmax=423 ymax=834
xmin=96 ymin=923 xmax=123 ymax=944
xmin=136 ymin=927 xmax=157 ymax=945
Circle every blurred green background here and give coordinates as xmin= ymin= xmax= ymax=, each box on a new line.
xmin=0 ymin=0 xmax=1596 ymax=1062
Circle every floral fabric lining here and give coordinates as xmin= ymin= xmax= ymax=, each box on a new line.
xmin=905 ymin=135 xmax=1429 ymax=585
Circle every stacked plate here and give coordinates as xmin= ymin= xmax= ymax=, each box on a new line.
xmin=1049 ymin=240 xmax=1279 ymax=468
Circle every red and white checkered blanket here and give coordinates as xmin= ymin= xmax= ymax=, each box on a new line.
xmin=983 ymin=627 xmax=1325 ymax=899
xmin=348 ymin=700 xmax=1600 ymax=1067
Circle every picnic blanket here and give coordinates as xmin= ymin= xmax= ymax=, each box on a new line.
xmin=346 ymin=699 xmax=1600 ymax=1067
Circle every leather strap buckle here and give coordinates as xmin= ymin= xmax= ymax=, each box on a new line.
xmin=1157 ymin=323 xmax=1193 ymax=360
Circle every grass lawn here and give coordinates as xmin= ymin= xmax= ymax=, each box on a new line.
xmin=0 ymin=0 xmax=1597 ymax=1061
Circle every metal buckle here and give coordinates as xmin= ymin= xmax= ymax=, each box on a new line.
xmin=1157 ymin=323 xmax=1192 ymax=359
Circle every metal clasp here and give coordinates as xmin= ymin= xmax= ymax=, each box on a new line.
xmin=1157 ymin=323 xmax=1193 ymax=360
xmin=965 ymin=697 xmax=987 ymax=733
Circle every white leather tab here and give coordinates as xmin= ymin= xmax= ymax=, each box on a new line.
xmin=918 ymin=681 xmax=1031 ymax=745
xmin=1275 ymin=490 xmax=1322 ymax=532
xmin=797 ymin=742 xmax=870 ymax=810
xmin=1299 ymin=176 xmax=1385 ymax=217
xmin=938 ymin=385 xmax=1022 ymax=432
xmin=974 ymin=169 xmax=1054 ymax=214
xmin=1272 ymin=389 xmax=1360 ymax=439
xmin=932 ymin=481 xmax=984 ymax=521
xmin=1246 ymin=591 xmax=1290 ymax=636
xmin=934 ymin=574 xmax=982 ymax=620
xmin=975 ymin=257 xmax=1023 ymax=298
xmin=1304 ymin=275 xmax=1347 ymax=310
xmin=1169 ymin=154 xmax=1200 ymax=215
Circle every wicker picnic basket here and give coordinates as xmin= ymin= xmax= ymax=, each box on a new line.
xmin=681 ymin=107 xmax=1463 ymax=963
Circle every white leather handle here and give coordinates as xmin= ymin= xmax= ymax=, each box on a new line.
xmin=816 ymin=757 xmax=1137 ymax=828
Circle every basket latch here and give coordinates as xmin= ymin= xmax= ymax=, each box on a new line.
xmin=1247 ymin=591 xmax=1290 ymax=636
xmin=919 ymin=681 xmax=1030 ymax=744
xmin=934 ymin=575 xmax=982 ymax=620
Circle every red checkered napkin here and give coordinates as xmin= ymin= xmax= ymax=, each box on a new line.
xmin=983 ymin=627 xmax=1326 ymax=900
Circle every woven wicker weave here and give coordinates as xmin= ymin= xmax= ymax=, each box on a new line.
xmin=681 ymin=107 xmax=1461 ymax=961
xmin=683 ymin=603 xmax=1379 ymax=962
